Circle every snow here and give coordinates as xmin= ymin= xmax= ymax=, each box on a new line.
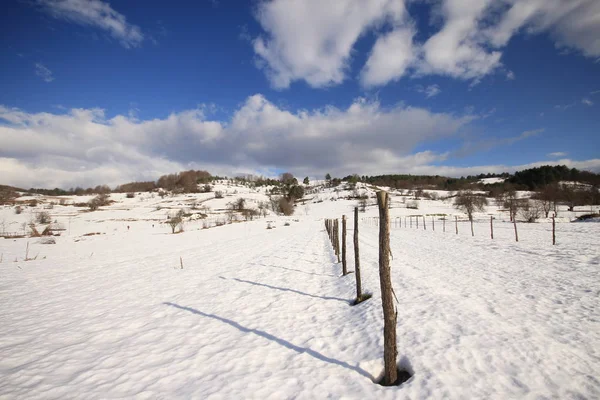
xmin=478 ymin=177 xmax=507 ymax=185
xmin=1 ymin=184 xmax=599 ymax=399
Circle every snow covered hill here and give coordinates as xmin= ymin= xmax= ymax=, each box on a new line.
xmin=1 ymin=183 xmax=599 ymax=399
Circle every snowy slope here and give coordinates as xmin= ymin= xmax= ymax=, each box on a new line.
xmin=1 ymin=187 xmax=599 ymax=399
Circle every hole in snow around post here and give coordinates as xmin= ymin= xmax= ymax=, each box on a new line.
xmin=374 ymin=356 xmax=414 ymax=387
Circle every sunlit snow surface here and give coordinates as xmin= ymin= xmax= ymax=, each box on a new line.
xmin=1 ymin=185 xmax=599 ymax=399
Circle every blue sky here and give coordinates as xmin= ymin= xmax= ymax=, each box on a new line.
xmin=0 ymin=0 xmax=599 ymax=188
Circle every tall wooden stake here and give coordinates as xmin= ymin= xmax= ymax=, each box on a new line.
xmin=335 ymin=219 xmax=341 ymax=262
xmin=342 ymin=215 xmax=347 ymax=275
xmin=423 ymin=215 xmax=426 ymax=230
xmin=455 ymin=216 xmax=458 ymax=235
xmin=552 ymin=216 xmax=556 ymax=245
xmin=513 ymin=218 xmax=519 ymax=242
xmin=490 ymin=216 xmax=494 ymax=239
xmin=354 ymin=207 xmax=362 ymax=301
xmin=443 ymin=217 xmax=445 ymax=232
xmin=470 ymin=218 xmax=474 ymax=237
xmin=376 ymin=191 xmax=397 ymax=386
xmin=432 ymin=216 xmax=435 ymax=231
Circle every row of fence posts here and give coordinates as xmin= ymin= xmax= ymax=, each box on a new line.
xmin=361 ymin=213 xmax=557 ymax=245
xmin=325 ymin=190 xmax=558 ymax=386
xmin=324 ymin=192 xmax=398 ymax=385
xmin=324 ymin=208 xmax=365 ymax=305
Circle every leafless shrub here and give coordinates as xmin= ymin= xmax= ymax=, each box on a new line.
xmin=243 ymin=208 xmax=259 ymax=221
xmin=454 ymin=190 xmax=487 ymax=221
xmin=36 ymin=211 xmax=51 ymax=224
xmin=126 ymin=192 xmax=135 ymax=198
xmin=89 ymin=193 xmax=111 ymax=211
xmin=519 ymin=200 xmax=541 ymax=223
xmin=167 ymin=210 xmax=184 ymax=233
xmin=215 ymin=191 xmax=224 ymax=199
xmin=278 ymin=197 xmax=295 ymax=216
xmin=407 ymin=200 xmax=419 ymax=209
xmin=15 ymin=205 xmax=23 ymax=214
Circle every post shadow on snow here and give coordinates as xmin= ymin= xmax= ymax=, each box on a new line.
xmin=247 ymin=262 xmax=337 ymax=278
xmin=163 ymin=302 xmax=373 ymax=380
xmin=219 ymin=276 xmax=350 ymax=304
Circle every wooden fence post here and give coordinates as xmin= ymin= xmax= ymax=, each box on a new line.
xmin=416 ymin=216 xmax=419 ymax=229
xmin=443 ymin=217 xmax=445 ymax=232
xmin=513 ymin=218 xmax=519 ymax=242
xmin=335 ymin=219 xmax=341 ymax=262
xmin=490 ymin=216 xmax=494 ymax=239
xmin=470 ymin=218 xmax=474 ymax=237
xmin=376 ymin=190 xmax=397 ymax=386
xmin=432 ymin=216 xmax=435 ymax=231
xmin=410 ymin=216 xmax=412 ymax=228
xmin=354 ymin=207 xmax=362 ymax=301
xmin=342 ymin=215 xmax=347 ymax=275
xmin=455 ymin=216 xmax=458 ymax=235
xmin=423 ymin=215 xmax=426 ymax=230
xmin=552 ymin=216 xmax=556 ymax=245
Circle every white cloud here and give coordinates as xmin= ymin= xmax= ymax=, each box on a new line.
xmin=0 ymin=97 xmax=475 ymax=187
xmin=486 ymin=0 xmax=600 ymax=58
xmin=252 ymin=0 xmax=409 ymax=88
xmin=36 ymin=0 xmax=144 ymax=48
xmin=554 ymin=103 xmax=575 ymax=111
xmin=416 ymin=84 xmax=442 ymax=98
xmin=548 ymin=152 xmax=567 ymax=157
xmin=591 ymin=90 xmax=600 ymax=95
xmin=252 ymin=0 xmax=600 ymax=88
xmin=360 ymin=27 xmax=415 ymax=87
xmin=3 ymin=100 xmax=597 ymax=189
xmin=34 ymin=63 xmax=54 ymax=82
xmin=582 ymin=98 xmax=594 ymax=106
xmin=453 ymin=128 xmax=544 ymax=157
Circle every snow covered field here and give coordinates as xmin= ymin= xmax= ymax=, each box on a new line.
xmin=1 ymin=185 xmax=599 ymax=399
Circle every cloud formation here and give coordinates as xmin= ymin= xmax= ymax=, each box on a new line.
xmin=36 ymin=0 xmax=144 ymax=48
xmin=0 ymin=96 xmax=474 ymax=188
xmin=34 ymin=63 xmax=54 ymax=82
xmin=252 ymin=0 xmax=600 ymax=88
xmin=416 ymin=84 xmax=442 ymax=98
xmin=548 ymin=152 xmax=567 ymax=157
xmin=2 ymin=100 xmax=597 ymax=189
xmin=252 ymin=0 xmax=408 ymax=89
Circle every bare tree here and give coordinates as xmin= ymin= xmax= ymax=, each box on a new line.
xmin=167 ymin=210 xmax=184 ymax=233
xmin=455 ymin=190 xmax=488 ymax=222
xmin=519 ymin=200 xmax=541 ymax=223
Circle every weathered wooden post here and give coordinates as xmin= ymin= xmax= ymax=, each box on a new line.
xmin=342 ymin=215 xmax=347 ymax=275
xmin=470 ymin=218 xmax=474 ymax=237
xmin=552 ymin=216 xmax=556 ymax=245
xmin=335 ymin=219 xmax=341 ymax=262
xmin=443 ymin=217 xmax=445 ymax=232
xmin=416 ymin=216 xmax=419 ymax=229
xmin=354 ymin=207 xmax=362 ymax=301
xmin=376 ymin=190 xmax=397 ymax=386
xmin=410 ymin=216 xmax=412 ymax=228
xmin=490 ymin=216 xmax=494 ymax=239
xmin=423 ymin=215 xmax=426 ymax=230
xmin=513 ymin=218 xmax=519 ymax=242
xmin=432 ymin=216 xmax=435 ymax=231
xmin=455 ymin=216 xmax=458 ymax=235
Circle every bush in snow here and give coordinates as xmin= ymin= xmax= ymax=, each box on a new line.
xmin=36 ymin=211 xmax=51 ymax=224
xmin=454 ymin=190 xmax=487 ymax=222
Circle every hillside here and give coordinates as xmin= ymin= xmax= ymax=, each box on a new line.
xmin=1 ymin=181 xmax=599 ymax=398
